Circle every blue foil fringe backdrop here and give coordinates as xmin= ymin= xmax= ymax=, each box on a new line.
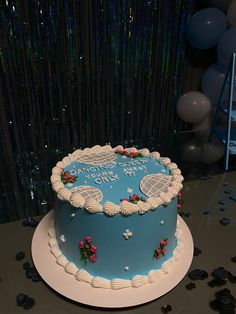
xmin=0 ymin=0 xmax=193 ymax=222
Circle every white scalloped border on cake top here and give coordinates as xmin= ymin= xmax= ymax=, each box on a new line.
xmin=50 ymin=145 xmax=183 ymax=216
xmin=48 ymin=218 xmax=184 ymax=290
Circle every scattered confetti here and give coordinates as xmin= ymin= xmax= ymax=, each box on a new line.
xmin=184 ymin=212 xmax=191 ymax=218
xmin=185 ymin=282 xmax=196 ymax=290
xmin=219 ymin=218 xmax=230 ymax=226
xmin=231 ymin=256 xmax=236 ymax=263
xmin=212 ymin=267 xmax=229 ymax=281
xmin=23 ymin=298 xmax=35 ymax=310
xmin=15 ymin=252 xmax=25 ymax=261
xmin=203 ymin=209 xmax=211 ymax=215
xmin=194 ymin=247 xmax=202 ymax=256
xmin=229 ymin=195 xmax=236 ymax=202
xmin=218 ymin=200 xmax=227 ymax=205
xmin=219 ymin=207 xmax=227 ymax=212
xmin=161 ymin=304 xmax=172 ymax=313
xmin=208 ymin=278 xmax=226 ymax=287
xmin=16 ymin=293 xmax=35 ymax=310
xmin=24 ymin=263 xmax=41 ymax=283
xmin=188 ymin=269 xmax=208 ymax=281
xmin=23 ymin=262 xmax=31 ymax=270
xmin=209 ymin=289 xmax=236 ymax=313
xmin=16 ymin=293 xmax=27 ymax=306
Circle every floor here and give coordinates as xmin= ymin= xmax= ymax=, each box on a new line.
xmin=0 ymin=171 xmax=236 ymax=314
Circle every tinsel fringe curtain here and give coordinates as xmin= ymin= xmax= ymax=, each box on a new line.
xmin=0 ymin=0 xmax=192 ymax=222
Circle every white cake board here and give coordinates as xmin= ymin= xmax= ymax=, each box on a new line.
xmin=31 ymin=210 xmax=194 ymax=308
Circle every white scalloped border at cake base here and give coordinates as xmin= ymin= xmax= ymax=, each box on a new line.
xmin=31 ymin=210 xmax=194 ymax=309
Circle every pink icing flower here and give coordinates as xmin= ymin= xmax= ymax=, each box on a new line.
xmin=83 ymin=252 xmax=87 ymax=257
xmin=90 ymin=254 xmax=97 ymax=262
xmin=85 ymin=236 xmax=91 ymax=243
xmin=79 ymin=241 xmax=84 ymax=249
xmin=156 ymin=248 xmax=161 ymax=254
xmin=160 ymin=240 xmax=165 ymax=246
xmin=161 ymin=248 xmax=166 ymax=253
xmin=85 ymin=244 xmax=89 ymax=249
xmin=90 ymin=245 xmax=97 ymax=253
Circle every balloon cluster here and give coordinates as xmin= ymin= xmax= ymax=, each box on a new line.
xmin=177 ymin=0 xmax=236 ymax=164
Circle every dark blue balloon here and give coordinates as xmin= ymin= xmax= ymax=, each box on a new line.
xmin=201 ymin=63 xmax=226 ymax=104
xmin=187 ymin=8 xmax=227 ymax=49
xmin=217 ymin=27 xmax=236 ymax=65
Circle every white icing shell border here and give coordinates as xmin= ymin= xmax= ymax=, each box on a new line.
xmin=50 ymin=145 xmax=183 ymax=216
xmin=48 ymin=219 xmax=184 ymax=290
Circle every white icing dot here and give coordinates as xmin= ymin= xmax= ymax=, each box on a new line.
xmin=71 ymin=213 xmax=75 ymax=218
xmin=73 ymin=165 xmax=76 ymax=168
xmin=60 ymin=235 xmax=66 ymax=242
xmin=110 ymin=186 xmax=113 ymax=188
xmin=160 ymin=220 xmax=164 ymax=225
xmin=124 ymin=266 xmax=129 ymax=271
xmin=84 ymin=181 xmax=87 ymax=183
xmin=127 ymin=187 xmax=133 ymax=193
xmin=123 ymin=229 xmax=133 ymax=240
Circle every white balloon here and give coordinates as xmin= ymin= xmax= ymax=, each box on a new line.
xmin=176 ymin=91 xmax=212 ymax=123
xmin=201 ymin=142 xmax=224 ymax=164
xmin=227 ymin=0 xmax=236 ymax=27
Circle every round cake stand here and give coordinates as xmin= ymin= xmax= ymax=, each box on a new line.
xmin=32 ymin=210 xmax=194 ymax=309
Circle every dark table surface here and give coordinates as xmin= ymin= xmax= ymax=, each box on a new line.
xmin=1 ymin=172 xmax=236 ymax=314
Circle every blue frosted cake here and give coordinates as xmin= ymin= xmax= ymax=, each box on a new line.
xmin=49 ymin=145 xmax=184 ymax=289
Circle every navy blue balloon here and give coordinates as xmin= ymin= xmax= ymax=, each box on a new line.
xmin=187 ymin=8 xmax=227 ymax=49
xmin=201 ymin=63 xmax=226 ymax=104
xmin=217 ymin=27 xmax=236 ymax=65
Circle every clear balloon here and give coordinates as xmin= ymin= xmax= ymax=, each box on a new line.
xmin=187 ymin=8 xmax=227 ymax=49
xmin=201 ymin=63 xmax=227 ymax=104
xmin=181 ymin=140 xmax=203 ymax=163
xmin=217 ymin=27 xmax=236 ymax=65
xmin=200 ymin=142 xmax=224 ymax=164
xmin=204 ymin=0 xmax=231 ymax=12
xmin=176 ymin=91 xmax=212 ymax=124
xmin=193 ymin=115 xmax=212 ymax=142
xmin=227 ymin=0 xmax=236 ymax=27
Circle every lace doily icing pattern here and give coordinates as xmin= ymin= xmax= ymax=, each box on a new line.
xmin=48 ymin=219 xmax=184 ymax=290
xmin=51 ymin=145 xmax=183 ymax=216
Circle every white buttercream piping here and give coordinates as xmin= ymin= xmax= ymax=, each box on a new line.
xmin=48 ymin=218 xmax=184 ymax=290
xmin=51 ymin=145 xmax=183 ymax=216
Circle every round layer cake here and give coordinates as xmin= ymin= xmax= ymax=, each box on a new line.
xmin=49 ymin=145 xmax=184 ymax=289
